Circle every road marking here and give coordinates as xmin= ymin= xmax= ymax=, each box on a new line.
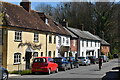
xmin=109 ymin=70 xmax=119 ymax=72
xmin=101 ymin=74 xmax=106 ymax=78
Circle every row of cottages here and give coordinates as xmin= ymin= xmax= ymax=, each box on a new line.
xmin=0 ymin=1 xmax=110 ymax=71
xmin=63 ymin=24 xmax=101 ymax=58
xmin=0 ymin=1 xmax=70 ymax=71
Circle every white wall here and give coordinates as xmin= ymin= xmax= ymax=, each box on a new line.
xmin=56 ymin=35 xmax=70 ymax=57
xmin=79 ymin=39 xmax=100 ymax=58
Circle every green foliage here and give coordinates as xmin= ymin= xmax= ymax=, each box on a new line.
xmin=112 ymin=48 xmax=119 ymax=54
xmin=9 ymin=70 xmax=32 ymax=75
xmin=108 ymin=52 xmax=113 ymax=59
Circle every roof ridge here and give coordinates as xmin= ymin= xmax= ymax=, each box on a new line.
xmin=0 ymin=1 xmax=23 ymax=8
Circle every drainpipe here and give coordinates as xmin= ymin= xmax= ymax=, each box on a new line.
xmin=77 ymin=38 xmax=80 ymax=57
xmin=46 ymin=34 xmax=48 ymax=57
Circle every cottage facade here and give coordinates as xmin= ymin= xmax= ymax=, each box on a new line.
xmin=67 ymin=27 xmax=101 ymax=58
xmin=0 ymin=1 xmax=70 ymax=71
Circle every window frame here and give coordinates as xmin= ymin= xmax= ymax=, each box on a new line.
xmin=54 ymin=36 xmax=56 ymax=44
xmin=53 ymin=51 xmax=55 ymax=57
xmin=14 ymin=53 xmax=21 ymax=64
xmin=48 ymin=51 xmax=51 ymax=57
xmin=41 ymin=52 xmax=43 ymax=57
xmin=34 ymin=33 xmax=39 ymax=42
xmin=49 ymin=35 xmax=52 ymax=43
xmin=66 ymin=37 xmax=69 ymax=45
xmin=33 ymin=52 xmax=38 ymax=58
xmin=15 ymin=31 xmax=22 ymax=42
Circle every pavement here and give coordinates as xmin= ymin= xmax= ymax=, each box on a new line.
xmin=9 ymin=74 xmax=21 ymax=77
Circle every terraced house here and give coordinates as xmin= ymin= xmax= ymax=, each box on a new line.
xmin=0 ymin=1 xmax=70 ymax=71
xmin=65 ymin=27 xmax=101 ymax=58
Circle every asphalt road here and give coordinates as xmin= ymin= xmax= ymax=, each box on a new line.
xmin=9 ymin=59 xmax=119 ymax=79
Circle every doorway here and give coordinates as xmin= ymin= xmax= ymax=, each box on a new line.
xmin=25 ymin=52 xmax=32 ymax=69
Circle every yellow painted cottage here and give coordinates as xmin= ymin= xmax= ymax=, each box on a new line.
xmin=0 ymin=1 xmax=70 ymax=71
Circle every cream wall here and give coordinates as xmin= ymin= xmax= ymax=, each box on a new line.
xmin=7 ymin=29 xmax=47 ymax=71
xmin=47 ymin=34 xmax=56 ymax=57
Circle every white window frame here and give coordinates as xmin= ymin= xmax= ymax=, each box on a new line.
xmin=66 ymin=37 xmax=69 ymax=45
xmin=49 ymin=35 xmax=52 ymax=43
xmin=14 ymin=53 xmax=21 ymax=64
xmin=34 ymin=33 xmax=39 ymax=42
xmin=33 ymin=52 xmax=38 ymax=58
xmin=48 ymin=51 xmax=51 ymax=57
xmin=15 ymin=31 xmax=22 ymax=41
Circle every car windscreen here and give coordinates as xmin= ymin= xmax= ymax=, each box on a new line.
xmin=33 ymin=58 xmax=46 ymax=63
xmin=65 ymin=57 xmax=70 ymax=60
xmin=78 ymin=57 xmax=85 ymax=59
xmin=100 ymin=56 xmax=104 ymax=58
xmin=53 ymin=58 xmax=62 ymax=61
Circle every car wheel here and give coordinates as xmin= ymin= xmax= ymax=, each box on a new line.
xmin=55 ymin=68 xmax=58 ymax=73
xmin=32 ymin=72 xmax=35 ymax=75
xmin=47 ymin=69 xmax=51 ymax=75
xmin=2 ymin=71 xmax=8 ymax=80
xmin=76 ymin=64 xmax=79 ymax=68
xmin=64 ymin=66 xmax=67 ymax=71
xmin=71 ymin=64 xmax=74 ymax=69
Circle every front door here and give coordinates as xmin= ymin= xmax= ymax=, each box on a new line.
xmin=25 ymin=52 xmax=32 ymax=69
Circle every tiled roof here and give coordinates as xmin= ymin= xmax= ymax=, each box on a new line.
xmin=63 ymin=27 xmax=78 ymax=38
xmin=1 ymin=2 xmax=50 ymax=32
xmin=67 ymin=27 xmax=101 ymax=41
xmin=0 ymin=1 xmax=70 ymax=36
xmin=95 ymin=36 xmax=110 ymax=45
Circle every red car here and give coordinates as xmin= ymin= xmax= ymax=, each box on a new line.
xmin=32 ymin=57 xmax=58 ymax=75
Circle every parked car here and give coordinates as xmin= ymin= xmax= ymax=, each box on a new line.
xmin=99 ymin=55 xmax=109 ymax=62
xmin=53 ymin=57 xmax=71 ymax=71
xmin=0 ymin=66 xmax=8 ymax=80
xmin=88 ymin=56 xmax=97 ymax=64
xmin=113 ymin=54 xmax=119 ymax=58
xmin=32 ymin=57 xmax=58 ymax=75
xmin=77 ymin=56 xmax=91 ymax=66
xmin=65 ymin=57 xmax=79 ymax=68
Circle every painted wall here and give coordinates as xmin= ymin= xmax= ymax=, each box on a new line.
xmin=101 ymin=46 xmax=110 ymax=56
xmin=70 ymin=39 xmax=77 ymax=57
xmin=7 ymin=29 xmax=47 ymax=71
xmin=47 ymin=34 xmax=56 ymax=57
xmin=56 ymin=35 xmax=70 ymax=57
xmin=79 ymin=39 xmax=100 ymax=58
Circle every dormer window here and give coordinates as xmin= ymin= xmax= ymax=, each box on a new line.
xmin=45 ymin=18 xmax=48 ymax=24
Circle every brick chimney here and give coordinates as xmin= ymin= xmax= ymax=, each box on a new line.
xmin=20 ymin=0 xmax=31 ymax=12
xmin=80 ymin=24 xmax=84 ymax=31
xmin=60 ymin=19 xmax=68 ymax=27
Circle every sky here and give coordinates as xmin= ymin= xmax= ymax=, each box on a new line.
xmin=1 ymin=0 xmax=120 ymax=10
xmin=10 ymin=2 xmax=59 ymax=10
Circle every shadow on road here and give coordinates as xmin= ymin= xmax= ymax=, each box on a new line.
xmin=102 ymin=67 xmax=120 ymax=80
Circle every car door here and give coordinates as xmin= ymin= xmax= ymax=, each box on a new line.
xmin=48 ymin=58 xmax=56 ymax=71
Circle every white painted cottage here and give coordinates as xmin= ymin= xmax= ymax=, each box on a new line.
xmin=67 ymin=27 xmax=101 ymax=58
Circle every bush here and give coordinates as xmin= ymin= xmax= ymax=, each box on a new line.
xmin=108 ymin=52 xmax=113 ymax=59
xmin=9 ymin=70 xmax=32 ymax=75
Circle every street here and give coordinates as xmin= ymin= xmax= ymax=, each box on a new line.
xmin=9 ymin=59 xmax=119 ymax=79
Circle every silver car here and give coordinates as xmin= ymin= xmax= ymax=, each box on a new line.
xmin=0 ymin=66 xmax=8 ymax=80
xmin=78 ymin=57 xmax=91 ymax=66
